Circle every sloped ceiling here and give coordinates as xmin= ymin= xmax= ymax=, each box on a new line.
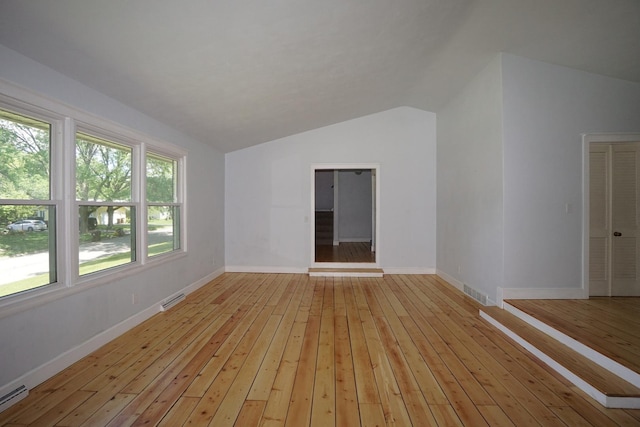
xmin=0 ymin=0 xmax=639 ymax=152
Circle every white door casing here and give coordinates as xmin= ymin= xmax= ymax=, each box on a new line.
xmin=311 ymin=163 xmax=380 ymax=268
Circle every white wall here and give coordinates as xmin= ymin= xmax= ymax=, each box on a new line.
xmin=436 ymin=56 xmax=504 ymax=302
xmin=225 ymin=107 xmax=436 ymax=271
xmin=437 ymin=53 xmax=640 ymax=303
xmin=338 ymin=170 xmax=372 ymax=241
xmin=0 ymin=45 xmax=225 ymax=390
xmin=502 ymin=54 xmax=640 ymax=292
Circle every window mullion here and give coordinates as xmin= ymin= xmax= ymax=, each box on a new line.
xmin=62 ymin=117 xmax=77 ymax=286
xmin=179 ymin=156 xmax=187 ymax=252
xmin=48 ymin=118 xmax=63 ymax=287
xmin=137 ymin=144 xmax=146 ymax=262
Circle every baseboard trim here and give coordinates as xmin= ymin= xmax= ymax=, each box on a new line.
xmin=183 ymin=267 xmax=225 ymax=295
xmin=435 ymin=269 xmax=464 ymax=292
xmin=225 ymin=266 xmax=435 ymax=276
xmin=0 ymin=267 xmax=225 ymax=411
xmin=224 ymin=266 xmax=308 ymax=274
xmin=498 ymin=287 xmax=588 ymax=306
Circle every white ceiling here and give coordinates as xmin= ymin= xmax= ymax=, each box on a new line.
xmin=0 ymin=0 xmax=639 ymax=153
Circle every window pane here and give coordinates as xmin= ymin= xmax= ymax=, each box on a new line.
xmin=0 ymin=205 xmax=56 ymax=298
xmin=146 ymin=154 xmax=177 ymax=203
xmin=148 ymin=206 xmax=180 ymax=256
xmin=0 ymin=110 xmax=51 ymax=200
xmin=76 ymin=133 xmax=132 ymax=202
xmin=79 ymin=205 xmax=135 ymax=275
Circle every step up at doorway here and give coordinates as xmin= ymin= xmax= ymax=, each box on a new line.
xmin=308 ymin=268 xmax=384 ymax=278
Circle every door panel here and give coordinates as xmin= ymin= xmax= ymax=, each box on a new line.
xmin=589 ymin=142 xmax=640 ymax=296
xmin=589 ymin=145 xmax=609 ymax=295
xmin=611 ymin=143 xmax=640 ymax=295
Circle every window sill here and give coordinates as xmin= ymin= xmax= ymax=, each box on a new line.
xmin=0 ymin=250 xmax=187 ymax=320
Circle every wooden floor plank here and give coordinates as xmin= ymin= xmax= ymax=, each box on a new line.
xmin=332 ymin=277 xmax=346 ymax=316
xmin=358 ymin=402 xmax=387 ymax=427
xmin=507 ymin=298 xmax=640 ymax=373
xmin=247 ymin=277 xmax=305 ymax=401
xmin=181 ymin=306 xmax=275 ymax=426
xmin=476 ymin=405 xmax=516 ymax=427
xmin=372 ymin=278 xmax=449 ymax=405
xmin=156 ymin=396 xmax=199 ymax=427
xmin=209 ymin=314 xmax=281 ymax=426
xmin=435 ymin=307 xmax=563 ymax=426
xmin=549 ymin=406 xmax=595 ymax=427
xmin=430 ymin=404 xmax=465 ymax=427
xmin=28 ymin=390 xmax=94 ymax=427
xmin=310 ymin=296 xmax=335 ymax=427
xmin=314 ymin=242 xmax=375 ymax=263
xmin=334 ymin=315 xmax=360 ymax=427
xmin=481 ymin=306 xmax=640 ymax=399
xmin=284 ymin=315 xmax=321 ymax=427
xmin=78 ymin=393 xmax=137 ymax=427
xmin=343 ymin=280 xmax=380 ymax=405
xmin=108 ymin=306 xmax=250 ymax=426
xmin=184 ymin=303 xmax=269 ymax=398
xmin=365 ymin=283 xmax=439 ymax=424
xmin=235 ymin=400 xmax=267 ymax=427
xmin=1 ymin=274 xmax=639 ymax=427
xmin=260 ymin=318 xmax=308 ymax=427
xmin=358 ymin=303 xmax=413 ymax=425
xmin=388 ymin=276 xmax=495 ymax=407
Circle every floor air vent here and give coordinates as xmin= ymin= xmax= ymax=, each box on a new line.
xmin=463 ymin=284 xmax=487 ymax=305
xmin=160 ymin=293 xmax=186 ymax=311
xmin=0 ymin=385 xmax=28 ymax=412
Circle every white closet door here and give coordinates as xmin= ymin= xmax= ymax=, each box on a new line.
xmin=611 ymin=143 xmax=640 ymax=296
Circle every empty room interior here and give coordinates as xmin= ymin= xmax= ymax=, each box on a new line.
xmin=1 ymin=1 xmax=640 ymax=425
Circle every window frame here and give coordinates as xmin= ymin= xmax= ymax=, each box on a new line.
xmin=144 ymin=150 xmax=185 ymax=259
xmin=0 ymin=82 xmax=188 ymax=315
xmin=73 ymin=123 xmax=141 ymax=283
xmin=0 ymin=98 xmax=65 ymax=298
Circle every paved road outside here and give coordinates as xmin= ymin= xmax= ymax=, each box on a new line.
xmin=0 ymin=227 xmax=173 ymax=286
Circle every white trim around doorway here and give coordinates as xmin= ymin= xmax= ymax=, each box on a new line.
xmin=310 ymin=163 xmax=381 ymax=268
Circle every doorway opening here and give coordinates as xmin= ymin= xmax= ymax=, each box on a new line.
xmin=584 ymin=133 xmax=640 ymax=296
xmin=311 ymin=164 xmax=380 ymax=267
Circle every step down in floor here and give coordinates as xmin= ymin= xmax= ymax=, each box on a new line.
xmin=308 ymin=268 xmax=384 ymax=278
xmin=480 ymin=304 xmax=640 ymax=409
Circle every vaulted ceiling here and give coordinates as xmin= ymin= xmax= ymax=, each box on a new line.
xmin=1 ymin=0 xmax=639 ymax=152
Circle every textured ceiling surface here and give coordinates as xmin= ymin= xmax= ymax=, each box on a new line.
xmin=0 ymin=0 xmax=639 ymax=152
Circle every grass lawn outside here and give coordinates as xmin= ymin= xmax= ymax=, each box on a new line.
xmin=0 ymin=230 xmax=50 ymax=257
xmin=0 ymin=240 xmax=174 ymax=298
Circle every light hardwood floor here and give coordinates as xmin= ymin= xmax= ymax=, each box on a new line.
xmin=315 ymin=242 xmax=375 ymax=263
xmin=506 ymin=298 xmax=640 ymax=376
xmin=1 ymin=274 xmax=639 ymax=426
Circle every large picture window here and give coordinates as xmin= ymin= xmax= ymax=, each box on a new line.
xmin=0 ymin=91 xmax=186 ymax=305
xmin=76 ymin=132 xmax=136 ymax=276
xmin=0 ymin=109 xmax=56 ymax=298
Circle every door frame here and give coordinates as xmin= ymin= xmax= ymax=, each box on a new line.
xmin=311 ymin=163 xmax=380 ymax=268
xmin=582 ymin=133 xmax=640 ymax=296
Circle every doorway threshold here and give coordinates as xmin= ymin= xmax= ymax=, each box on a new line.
xmin=308 ymin=267 xmax=384 ymax=277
